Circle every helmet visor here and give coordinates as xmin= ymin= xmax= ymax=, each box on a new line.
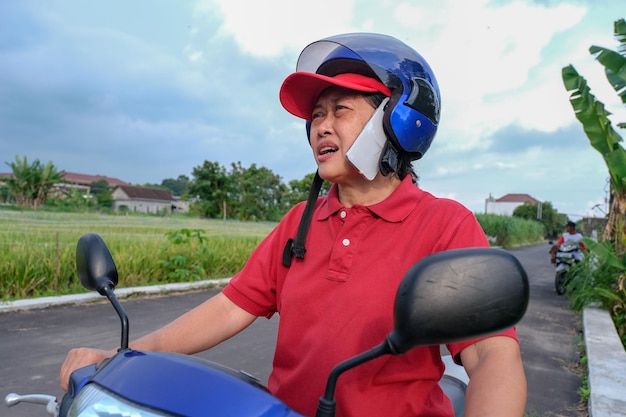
xmin=295 ymin=33 xmax=438 ymax=95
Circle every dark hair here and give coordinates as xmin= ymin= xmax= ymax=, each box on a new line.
xmin=396 ymin=150 xmax=418 ymax=184
xmin=363 ymin=92 xmax=387 ymax=109
xmin=363 ymin=92 xmax=418 ymax=183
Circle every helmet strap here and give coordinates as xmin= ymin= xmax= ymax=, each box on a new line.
xmin=282 ymin=170 xmax=324 ymax=267
xmin=379 ymin=140 xmax=399 ymax=176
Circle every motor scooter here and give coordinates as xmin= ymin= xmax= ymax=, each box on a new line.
xmin=5 ymin=233 xmax=529 ymax=417
xmin=554 ymin=241 xmax=581 ymax=295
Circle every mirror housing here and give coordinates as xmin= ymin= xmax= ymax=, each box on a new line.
xmin=387 ymin=247 xmax=529 ymax=354
xmin=76 ymin=233 xmax=119 ymax=295
xmin=75 ymin=233 xmax=129 ymax=349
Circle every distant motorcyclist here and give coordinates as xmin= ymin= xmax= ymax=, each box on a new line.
xmin=550 ymin=221 xmax=585 ymax=264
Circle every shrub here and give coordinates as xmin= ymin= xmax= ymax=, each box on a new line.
xmin=475 ymin=213 xmax=545 ymax=248
xmin=568 ymin=240 xmax=626 ymax=347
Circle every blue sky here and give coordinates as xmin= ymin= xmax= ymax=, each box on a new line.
xmin=1 ymin=0 xmax=624 ymax=219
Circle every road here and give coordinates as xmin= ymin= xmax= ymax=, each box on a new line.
xmin=512 ymin=243 xmax=582 ymax=416
xmin=1 ymin=243 xmax=581 ymax=416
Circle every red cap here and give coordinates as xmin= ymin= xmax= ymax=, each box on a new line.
xmin=279 ymin=72 xmax=391 ymax=120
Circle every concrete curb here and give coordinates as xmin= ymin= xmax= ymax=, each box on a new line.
xmin=0 ymin=278 xmax=231 ymax=314
xmin=583 ymin=307 xmax=626 ymax=417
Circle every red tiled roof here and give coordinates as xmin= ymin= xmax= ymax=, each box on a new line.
xmin=60 ymin=171 xmax=129 ymax=187
xmin=495 ymin=193 xmax=540 ymax=204
xmin=0 ymin=171 xmax=129 ymax=187
xmin=115 ymin=185 xmax=175 ymax=202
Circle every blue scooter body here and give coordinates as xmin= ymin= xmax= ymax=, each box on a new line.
xmin=64 ymin=350 xmax=303 ymax=417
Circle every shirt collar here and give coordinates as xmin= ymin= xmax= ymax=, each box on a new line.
xmin=318 ymin=176 xmax=421 ymax=223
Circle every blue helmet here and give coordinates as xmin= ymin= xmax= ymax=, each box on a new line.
xmin=294 ymin=33 xmax=440 ymax=160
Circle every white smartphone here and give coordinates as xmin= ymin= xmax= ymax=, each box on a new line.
xmin=346 ymin=97 xmax=389 ymax=181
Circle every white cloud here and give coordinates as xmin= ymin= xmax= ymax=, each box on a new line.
xmin=195 ymin=0 xmax=357 ymax=57
xmin=430 ymin=1 xmax=589 ymax=149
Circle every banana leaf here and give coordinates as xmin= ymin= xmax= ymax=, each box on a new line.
xmin=562 ymin=65 xmax=616 ymax=153
xmin=562 ymin=64 xmax=624 ymax=189
xmin=606 ymin=148 xmax=626 ymax=188
xmin=588 ymin=19 xmax=626 ymax=105
xmin=582 ymin=237 xmax=626 ymax=270
xmin=590 ymin=50 xmax=626 ymax=105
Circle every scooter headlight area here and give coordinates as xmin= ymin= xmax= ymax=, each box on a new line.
xmin=68 ymin=384 xmax=169 ymax=417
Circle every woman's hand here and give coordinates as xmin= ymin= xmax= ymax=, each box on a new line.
xmin=58 ymin=292 xmax=257 ymax=392
xmin=59 ymin=347 xmax=114 ymax=391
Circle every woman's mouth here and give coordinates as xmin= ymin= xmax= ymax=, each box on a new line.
xmin=319 ymin=146 xmax=338 ymax=155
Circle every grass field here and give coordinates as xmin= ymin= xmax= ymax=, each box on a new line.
xmin=0 ymin=210 xmax=276 ymax=301
xmin=1 ymin=209 xmax=547 ymax=301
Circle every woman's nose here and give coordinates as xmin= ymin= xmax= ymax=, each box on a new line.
xmin=314 ymin=115 xmax=334 ymax=137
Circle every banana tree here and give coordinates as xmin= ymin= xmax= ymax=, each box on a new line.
xmin=5 ymin=155 xmax=62 ymax=208
xmin=562 ymin=18 xmax=626 ymax=254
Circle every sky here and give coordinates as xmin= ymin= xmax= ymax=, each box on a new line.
xmin=1 ymin=0 xmax=624 ymax=219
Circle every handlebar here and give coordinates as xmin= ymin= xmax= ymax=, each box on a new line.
xmin=5 ymin=393 xmax=58 ymax=416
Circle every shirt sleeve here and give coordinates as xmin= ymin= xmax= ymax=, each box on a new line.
xmin=222 ymin=202 xmax=305 ymax=318
xmin=447 ymin=327 xmax=519 ymax=365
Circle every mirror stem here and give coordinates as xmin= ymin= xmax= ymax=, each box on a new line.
xmin=315 ymin=342 xmax=391 ymax=417
xmin=102 ymin=285 xmax=129 ymax=350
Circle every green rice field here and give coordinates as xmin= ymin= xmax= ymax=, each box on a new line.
xmin=0 ymin=210 xmax=276 ymax=301
xmin=1 ymin=209 xmax=546 ymax=302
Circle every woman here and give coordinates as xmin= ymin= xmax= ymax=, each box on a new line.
xmin=61 ymin=33 xmax=526 ymax=417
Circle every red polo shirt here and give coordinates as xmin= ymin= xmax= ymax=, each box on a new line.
xmin=223 ymin=177 xmax=518 ymax=417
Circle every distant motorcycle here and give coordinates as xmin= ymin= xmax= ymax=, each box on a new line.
xmin=554 ymin=241 xmax=581 ymax=295
xmin=6 ymin=233 xmax=529 ymax=417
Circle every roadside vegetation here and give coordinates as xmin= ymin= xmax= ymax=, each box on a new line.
xmin=561 ymin=18 xmax=626 ymax=350
xmin=1 ymin=207 xmax=550 ymax=302
xmin=476 ymin=213 xmax=546 ymax=248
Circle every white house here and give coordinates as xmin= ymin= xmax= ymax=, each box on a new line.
xmin=485 ymin=193 xmax=540 ymax=216
xmin=112 ymin=185 xmax=177 ymax=214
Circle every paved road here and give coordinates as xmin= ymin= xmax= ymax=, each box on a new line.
xmin=1 ymin=290 xmax=279 ymax=417
xmin=1 ymin=243 xmax=581 ymax=416
xmin=510 ymin=244 xmax=582 ymax=416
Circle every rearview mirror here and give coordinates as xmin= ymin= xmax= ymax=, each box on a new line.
xmin=75 ymin=233 xmax=128 ymax=349
xmin=387 ymin=247 xmax=529 ymax=353
xmin=76 ymin=233 xmax=119 ymax=295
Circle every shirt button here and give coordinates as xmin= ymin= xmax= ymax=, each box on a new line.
xmin=342 ymin=238 xmax=350 ymax=246
xmin=340 ymin=211 xmax=347 ymax=219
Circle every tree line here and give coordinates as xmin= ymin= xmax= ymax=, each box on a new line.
xmin=511 ymin=201 xmax=568 ymax=239
xmin=180 ymin=160 xmax=330 ymax=221
xmin=1 ymin=155 xmax=330 ymax=222
xmin=3 ymin=154 xmax=572 ymax=235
